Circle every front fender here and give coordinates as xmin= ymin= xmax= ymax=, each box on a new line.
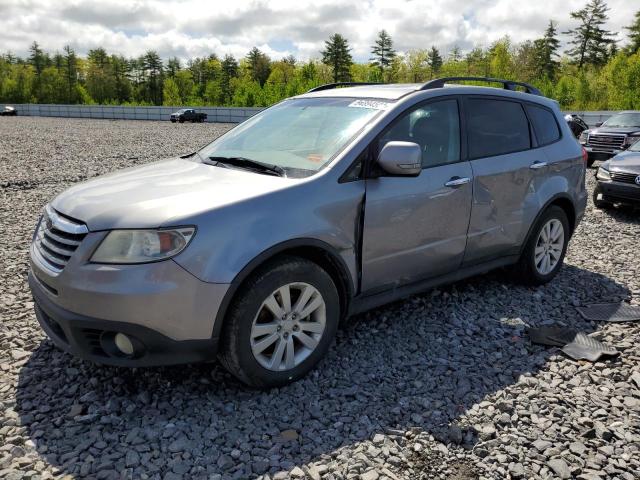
xmin=171 ymin=179 xmax=364 ymax=288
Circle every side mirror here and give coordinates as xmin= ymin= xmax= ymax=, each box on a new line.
xmin=595 ymin=122 xmax=603 ymax=128
xmin=377 ymin=141 xmax=422 ymax=176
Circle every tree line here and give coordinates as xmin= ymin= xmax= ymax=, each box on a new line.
xmin=1 ymin=0 xmax=639 ymax=110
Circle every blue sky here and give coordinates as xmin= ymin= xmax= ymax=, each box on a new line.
xmin=0 ymin=0 xmax=633 ymax=61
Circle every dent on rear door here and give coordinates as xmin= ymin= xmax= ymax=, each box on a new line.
xmin=464 ymin=149 xmax=544 ymax=263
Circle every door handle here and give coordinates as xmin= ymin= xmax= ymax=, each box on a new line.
xmin=444 ymin=177 xmax=471 ymax=187
xmin=530 ymin=161 xmax=548 ymax=169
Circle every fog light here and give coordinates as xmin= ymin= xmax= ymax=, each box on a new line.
xmin=114 ymin=333 xmax=134 ymax=355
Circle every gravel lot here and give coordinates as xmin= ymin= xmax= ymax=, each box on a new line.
xmin=1 ymin=116 xmax=639 ymax=480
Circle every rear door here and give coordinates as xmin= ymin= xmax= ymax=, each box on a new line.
xmin=462 ymin=96 xmax=547 ymax=264
xmin=361 ymin=97 xmax=474 ymax=293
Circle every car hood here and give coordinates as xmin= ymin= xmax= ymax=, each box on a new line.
xmin=608 ymin=151 xmax=640 ymax=173
xmin=51 ymin=158 xmax=295 ymax=231
xmin=589 ymin=126 xmax=640 ymax=135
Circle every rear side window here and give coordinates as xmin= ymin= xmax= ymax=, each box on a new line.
xmin=466 ymin=98 xmax=531 ymax=158
xmin=526 ymin=104 xmax=561 ymax=145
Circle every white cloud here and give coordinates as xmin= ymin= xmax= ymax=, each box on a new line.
xmin=0 ymin=0 xmax=633 ymax=61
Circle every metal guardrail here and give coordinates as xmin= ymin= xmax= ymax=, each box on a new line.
xmin=0 ymin=103 xmax=618 ymax=127
xmin=0 ymin=104 xmax=263 ymax=123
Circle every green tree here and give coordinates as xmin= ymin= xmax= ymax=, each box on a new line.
xmin=626 ymin=10 xmax=640 ymax=53
xmin=62 ymin=45 xmax=78 ymax=103
xmin=533 ymin=21 xmax=561 ymax=79
xmin=449 ymin=45 xmax=462 ymax=62
xmin=370 ymin=30 xmax=396 ymax=76
xmin=166 ymin=57 xmax=181 ymax=77
xmin=321 ymin=33 xmax=353 ymax=82
xmin=142 ymin=50 xmax=163 ymax=105
xmin=246 ymin=47 xmax=271 ymax=86
xmin=220 ymin=54 xmax=238 ymax=104
xmin=565 ymin=0 xmax=616 ymax=68
xmin=162 ymin=77 xmax=181 ymax=105
xmin=427 ymin=46 xmax=443 ymax=77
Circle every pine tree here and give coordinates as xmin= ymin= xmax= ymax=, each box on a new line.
xmin=221 ymin=54 xmax=239 ymax=103
xmin=143 ymin=50 xmax=164 ymax=105
xmin=321 ymin=34 xmax=353 ymax=82
xmin=533 ymin=20 xmax=561 ymax=79
xmin=427 ymin=46 xmax=443 ymax=78
xmin=62 ymin=45 xmax=77 ymax=103
xmin=370 ymin=30 xmax=396 ymax=75
xmin=565 ymin=0 xmax=616 ymax=68
xmin=449 ymin=45 xmax=462 ymax=62
xmin=166 ymin=57 xmax=181 ymax=77
xmin=246 ymin=47 xmax=271 ymax=86
xmin=625 ymin=10 xmax=640 ymax=53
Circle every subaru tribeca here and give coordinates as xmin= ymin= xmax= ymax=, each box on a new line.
xmin=29 ymin=77 xmax=587 ymax=387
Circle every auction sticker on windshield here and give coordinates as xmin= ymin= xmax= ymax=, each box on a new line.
xmin=348 ymin=99 xmax=391 ymax=110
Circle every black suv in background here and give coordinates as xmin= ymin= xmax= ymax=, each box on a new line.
xmin=170 ymin=109 xmax=207 ymax=123
xmin=580 ymin=111 xmax=640 ymax=167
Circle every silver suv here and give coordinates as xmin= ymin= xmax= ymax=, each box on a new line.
xmin=29 ymin=77 xmax=587 ymax=387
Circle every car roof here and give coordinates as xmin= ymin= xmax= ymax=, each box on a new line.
xmin=296 ymin=83 xmax=558 ymax=108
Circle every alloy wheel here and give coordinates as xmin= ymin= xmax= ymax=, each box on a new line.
xmin=250 ymin=282 xmax=326 ymax=371
xmin=534 ymin=218 xmax=565 ymax=275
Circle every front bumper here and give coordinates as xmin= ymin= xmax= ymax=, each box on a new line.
xmin=584 ymin=147 xmax=620 ymax=161
xmin=596 ymin=180 xmax=640 ymax=205
xmin=29 ymin=229 xmax=231 ymax=366
xmin=30 ymin=272 xmax=218 ymax=367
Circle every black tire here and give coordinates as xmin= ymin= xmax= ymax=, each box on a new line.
xmin=512 ymin=206 xmax=570 ymax=286
xmin=218 ymin=256 xmax=340 ymax=388
xmin=592 ymin=185 xmax=613 ymax=209
xmin=170 ymin=119 xmax=176 ymax=123
xmin=587 ymin=157 xmax=595 ymax=168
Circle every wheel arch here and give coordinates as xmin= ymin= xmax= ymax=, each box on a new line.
xmin=520 ymin=193 xmax=577 ymax=256
xmin=211 ymin=238 xmax=354 ymax=344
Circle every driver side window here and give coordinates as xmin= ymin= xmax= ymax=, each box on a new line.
xmin=379 ymin=99 xmax=461 ymax=168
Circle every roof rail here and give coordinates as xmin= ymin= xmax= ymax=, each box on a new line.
xmin=307 ymin=82 xmax=383 ymax=93
xmin=421 ymin=77 xmax=542 ymax=96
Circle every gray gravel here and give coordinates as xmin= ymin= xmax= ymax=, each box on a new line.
xmin=1 ymin=116 xmax=639 ymax=480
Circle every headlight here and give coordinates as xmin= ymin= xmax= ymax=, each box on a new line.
xmin=91 ymin=228 xmax=195 ymax=264
xmin=596 ymin=167 xmax=611 ymax=181
xmin=579 ymin=131 xmax=588 ymax=145
xmin=623 ymin=135 xmax=640 ymax=148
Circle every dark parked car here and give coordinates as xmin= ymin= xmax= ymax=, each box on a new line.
xmin=594 ymin=138 xmax=640 ymax=209
xmin=580 ymin=111 xmax=640 ymax=167
xmin=564 ymin=114 xmax=588 ymax=138
xmin=1 ymin=106 xmax=17 ymax=116
xmin=170 ymin=108 xmax=207 ymax=123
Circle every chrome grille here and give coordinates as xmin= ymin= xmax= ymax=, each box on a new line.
xmin=34 ymin=206 xmax=88 ymax=273
xmin=587 ymin=134 xmax=626 ymax=152
xmin=610 ymin=171 xmax=640 ymax=185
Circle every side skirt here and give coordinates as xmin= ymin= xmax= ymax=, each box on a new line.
xmin=348 ymin=255 xmax=519 ymax=316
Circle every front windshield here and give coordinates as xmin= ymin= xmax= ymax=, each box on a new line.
xmin=199 ymin=97 xmax=389 ymax=177
xmin=602 ymin=113 xmax=640 ymax=128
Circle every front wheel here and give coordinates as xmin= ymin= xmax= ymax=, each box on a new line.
xmin=218 ymin=256 xmax=339 ymax=388
xmin=512 ymin=206 xmax=570 ymax=286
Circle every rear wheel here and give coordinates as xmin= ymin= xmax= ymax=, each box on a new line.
xmin=512 ymin=206 xmax=569 ymax=285
xmin=219 ymin=256 xmax=339 ymax=388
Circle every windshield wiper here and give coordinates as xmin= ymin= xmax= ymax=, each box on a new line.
xmin=208 ymin=156 xmax=286 ymax=177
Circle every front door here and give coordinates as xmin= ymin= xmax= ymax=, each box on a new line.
xmin=361 ymin=98 xmax=473 ymax=294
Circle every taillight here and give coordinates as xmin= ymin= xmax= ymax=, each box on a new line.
xmin=581 ymin=147 xmax=588 ymax=164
